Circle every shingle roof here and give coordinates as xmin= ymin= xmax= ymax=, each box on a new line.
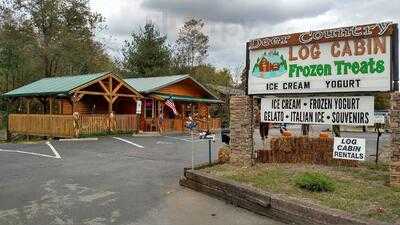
xmin=3 ymin=72 xmax=109 ymax=97
xmin=124 ymin=75 xmax=188 ymax=93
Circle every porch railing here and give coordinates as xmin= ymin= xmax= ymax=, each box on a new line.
xmin=161 ymin=117 xmax=221 ymax=133
xmin=8 ymin=114 xmax=75 ymax=137
xmin=8 ymin=114 xmax=138 ymax=138
xmin=8 ymin=114 xmax=221 ymax=138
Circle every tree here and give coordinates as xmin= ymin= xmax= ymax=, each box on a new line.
xmin=12 ymin=0 xmax=113 ymax=77
xmin=189 ymin=64 xmax=232 ymax=87
xmin=0 ymin=0 xmax=114 ymax=113
xmin=122 ymin=22 xmax=171 ymax=77
xmin=174 ymin=18 xmax=209 ymax=69
xmin=0 ymin=3 xmax=40 ymax=92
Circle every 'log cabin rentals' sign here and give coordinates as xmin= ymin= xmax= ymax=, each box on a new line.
xmin=247 ymin=22 xmax=398 ymax=95
xmin=333 ymin=137 xmax=366 ymax=161
xmin=261 ymin=96 xmax=374 ymax=125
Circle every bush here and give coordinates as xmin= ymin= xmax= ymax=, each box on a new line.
xmin=294 ymin=172 xmax=335 ymax=192
xmin=0 ymin=110 xmax=7 ymax=129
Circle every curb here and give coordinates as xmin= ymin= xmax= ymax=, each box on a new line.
xmin=180 ymin=169 xmax=390 ymax=225
xmin=58 ymin=137 xmax=98 ymax=141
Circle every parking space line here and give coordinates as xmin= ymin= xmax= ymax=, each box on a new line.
xmin=0 ymin=147 xmax=61 ymax=160
xmin=164 ymin=136 xmax=192 ymax=142
xmin=59 ymin=137 xmax=98 ymax=142
xmin=46 ymin=141 xmax=62 ymax=159
xmin=113 ymin=137 xmax=144 ymax=148
xmin=164 ymin=136 xmax=212 ymax=143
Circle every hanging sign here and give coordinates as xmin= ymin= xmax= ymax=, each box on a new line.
xmin=136 ymin=100 xmax=142 ymax=114
xmin=261 ymin=96 xmax=374 ymax=125
xmin=333 ymin=137 xmax=366 ymax=161
xmin=247 ymin=22 xmax=398 ymax=95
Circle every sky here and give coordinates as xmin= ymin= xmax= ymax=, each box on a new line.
xmin=89 ymin=0 xmax=400 ymax=79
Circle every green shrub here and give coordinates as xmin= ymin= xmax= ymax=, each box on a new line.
xmin=294 ymin=172 xmax=335 ymax=192
xmin=0 ymin=110 xmax=7 ymax=129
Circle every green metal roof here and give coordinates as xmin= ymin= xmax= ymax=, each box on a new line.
xmin=124 ymin=75 xmax=189 ymax=93
xmin=153 ymin=94 xmax=223 ymax=104
xmin=3 ymin=72 xmax=109 ymax=97
xmin=124 ymin=74 xmax=220 ymax=100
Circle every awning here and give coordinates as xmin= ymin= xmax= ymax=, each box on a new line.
xmin=152 ymin=94 xmax=223 ymax=104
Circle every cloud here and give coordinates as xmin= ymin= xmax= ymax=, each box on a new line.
xmin=141 ymin=0 xmax=334 ymax=25
xmin=90 ymin=0 xmax=400 ymax=73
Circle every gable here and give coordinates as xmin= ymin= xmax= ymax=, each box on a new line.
xmin=157 ymin=78 xmax=213 ymax=98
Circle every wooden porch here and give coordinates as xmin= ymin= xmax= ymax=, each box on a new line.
xmin=8 ymin=113 xmax=138 ymax=137
xmin=8 ymin=113 xmax=220 ymax=137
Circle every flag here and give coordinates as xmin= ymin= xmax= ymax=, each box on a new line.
xmin=165 ymin=97 xmax=178 ymax=115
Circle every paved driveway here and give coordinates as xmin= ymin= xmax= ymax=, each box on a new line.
xmin=0 ymin=135 xmax=285 ymax=225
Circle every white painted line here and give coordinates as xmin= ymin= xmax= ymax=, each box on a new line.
xmin=164 ymin=136 xmax=192 ymax=143
xmin=0 ymin=144 xmax=62 ymax=159
xmin=59 ymin=137 xmax=98 ymax=142
xmin=46 ymin=141 xmax=62 ymax=159
xmin=113 ymin=137 xmax=144 ymax=148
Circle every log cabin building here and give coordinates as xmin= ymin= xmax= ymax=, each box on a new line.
xmin=3 ymin=72 xmax=222 ymax=137
xmin=124 ymin=74 xmax=222 ymax=133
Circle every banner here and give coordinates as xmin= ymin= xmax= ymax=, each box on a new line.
xmin=261 ymin=96 xmax=374 ymax=125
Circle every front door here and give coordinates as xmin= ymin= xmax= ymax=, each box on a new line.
xmin=140 ymin=99 xmax=158 ymax=132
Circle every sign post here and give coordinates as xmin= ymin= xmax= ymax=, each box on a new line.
xmin=185 ymin=117 xmax=197 ymax=170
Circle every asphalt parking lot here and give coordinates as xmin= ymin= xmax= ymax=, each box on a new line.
xmin=0 ymin=135 xmax=284 ymax=225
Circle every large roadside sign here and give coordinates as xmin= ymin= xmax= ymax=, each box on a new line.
xmin=261 ymin=96 xmax=374 ymax=125
xmin=247 ymin=22 xmax=398 ymax=95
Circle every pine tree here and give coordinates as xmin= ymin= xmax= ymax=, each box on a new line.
xmin=122 ymin=22 xmax=171 ymax=76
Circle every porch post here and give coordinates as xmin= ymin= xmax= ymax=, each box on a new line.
xmin=26 ymin=98 xmax=30 ymax=114
xmin=25 ymin=97 xmax=31 ymax=141
xmin=108 ymin=99 xmax=112 ymax=113
xmin=49 ymin=97 xmax=53 ymax=115
xmin=109 ymin=76 xmax=112 ymax=114
xmin=72 ymin=100 xmax=76 ymax=114
xmin=58 ymin=100 xmax=63 ymax=114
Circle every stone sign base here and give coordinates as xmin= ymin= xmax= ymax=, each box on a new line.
xmin=229 ymin=96 xmax=255 ymax=153
xmin=390 ymin=93 xmax=400 ymax=187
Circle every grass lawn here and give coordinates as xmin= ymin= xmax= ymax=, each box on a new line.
xmin=201 ymin=162 xmax=400 ymax=224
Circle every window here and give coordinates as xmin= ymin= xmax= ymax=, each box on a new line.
xmin=145 ymin=99 xmax=154 ymax=118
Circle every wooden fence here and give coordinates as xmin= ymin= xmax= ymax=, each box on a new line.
xmin=161 ymin=117 xmax=221 ymax=133
xmin=162 ymin=118 xmax=185 ymax=133
xmin=196 ymin=118 xmax=221 ymax=132
xmin=8 ymin=114 xmax=221 ymax=138
xmin=8 ymin=114 xmax=75 ymax=137
xmin=115 ymin=114 xmax=138 ymax=132
xmin=8 ymin=114 xmax=138 ymax=138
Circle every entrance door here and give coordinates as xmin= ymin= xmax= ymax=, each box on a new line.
xmin=141 ymin=99 xmax=157 ymax=132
